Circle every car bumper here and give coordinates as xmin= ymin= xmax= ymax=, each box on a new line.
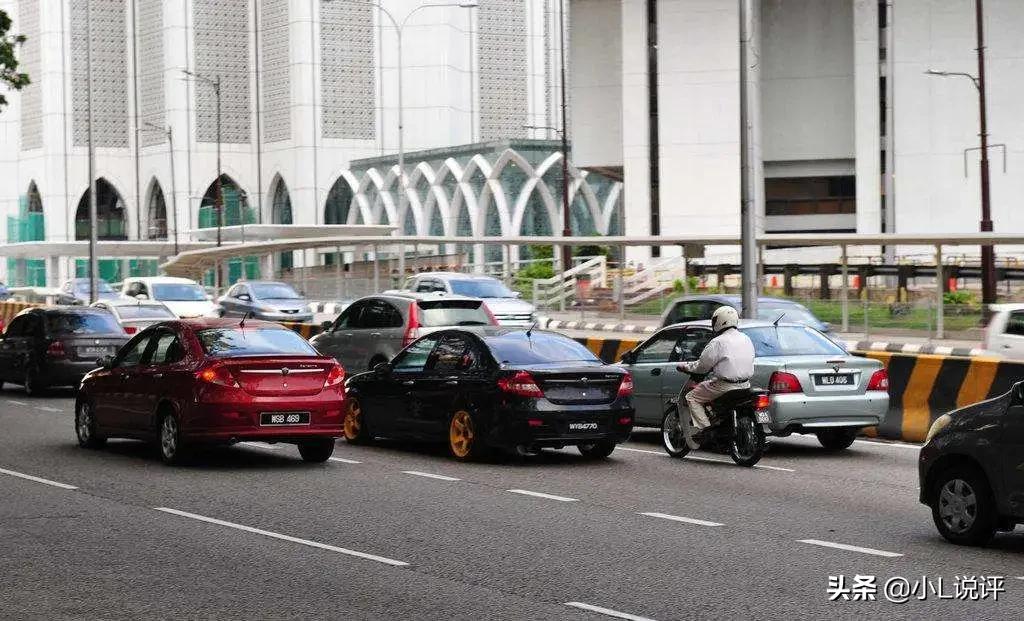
xmin=257 ymin=312 xmax=314 ymax=323
xmin=494 ymin=317 xmax=536 ymax=328
xmin=766 ymin=392 xmax=888 ymax=434
xmin=485 ymin=403 xmax=635 ymax=450
xmin=41 ymin=360 xmax=100 ymax=387
xmin=181 ymin=397 xmax=344 ymax=443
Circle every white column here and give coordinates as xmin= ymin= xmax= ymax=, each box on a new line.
xmin=853 ymin=0 xmax=881 ymax=238
xmin=620 ymin=0 xmax=650 ymax=263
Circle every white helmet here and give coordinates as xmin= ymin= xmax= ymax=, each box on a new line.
xmin=711 ymin=305 xmax=740 ymax=333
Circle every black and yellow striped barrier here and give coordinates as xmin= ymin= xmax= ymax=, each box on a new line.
xmin=0 ymin=301 xmax=40 ymax=325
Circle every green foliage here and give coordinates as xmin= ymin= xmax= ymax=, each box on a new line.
xmin=525 ymin=245 xmax=553 ymax=260
xmin=516 ymin=261 xmax=554 ymax=281
xmin=574 ymin=244 xmax=610 ymax=258
xmin=672 ymin=277 xmax=700 ymax=293
xmin=0 ymin=10 xmax=30 ymax=111
xmin=943 ymin=291 xmax=976 ymax=306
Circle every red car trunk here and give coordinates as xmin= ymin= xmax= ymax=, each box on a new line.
xmin=216 ymin=357 xmax=334 ymax=397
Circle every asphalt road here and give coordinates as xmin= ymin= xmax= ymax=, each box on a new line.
xmin=2 ymin=388 xmax=1023 ymax=620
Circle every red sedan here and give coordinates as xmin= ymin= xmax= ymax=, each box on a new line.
xmin=75 ymin=318 xmax=346 ymax=464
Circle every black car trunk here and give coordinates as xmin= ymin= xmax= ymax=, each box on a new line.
xmin=58 ymin=335 xmax=126 ymax=361
xmin=530 ymin=368 xmax=623 ymax=405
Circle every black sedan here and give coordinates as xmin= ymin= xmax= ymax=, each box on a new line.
xmin=344 ymin=328 xmax=635 ymax=460
xmin=0 ymin=307 xmax=128 ymax=395
xmin=919 ymin=381 xmax=1024 ymax=545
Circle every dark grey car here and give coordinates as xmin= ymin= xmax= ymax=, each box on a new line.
xmin=56 ymin=278 xmax=121 ymax=305
xmin=310 ymin=292 xmax=496 ymax=372
xmin=216 ymin=281 xmax=313 ymax=323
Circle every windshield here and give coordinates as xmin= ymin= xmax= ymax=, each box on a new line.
xmin=46 ymin=312 xmax=121 ymax=335
xmin=742 ymin=326 xmax=845 ymax=357
xmin=417 ymin=300 xmax=493 ymax=327
xmin=251 ymin=283 xmax=303 ymax=300
xmin=756 ymin=304 xmax=821 ymax=327
xmin=448 ymin=279 xmax=514 ymax=299
xmin=152 ymin=283 xmax=207 ymax=302
xmin=486 ymin=332 xmax=601 ymax=365
xmin=74 ymin=281 xmax=114 ymax=294
xmin=115 ymin=305 xmax=177 ymax=320
xmin=197 ymin=328 xmax=319 ymax=357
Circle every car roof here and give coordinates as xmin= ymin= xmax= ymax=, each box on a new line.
xmin=667 ymin=294 xmax=805 ymax=306
xmin=123 ymin=276 xmax=199 ymax=284
xmin=370 ymin=291 xmax=482 ymax=303
xmin=662 ymin=319 xmax=808 ymax=330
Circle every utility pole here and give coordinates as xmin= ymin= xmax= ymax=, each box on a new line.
xmin=558 ymin=0 xmax=572 ymax=274
xmin=738 ymin=0 xmax=759 ymax=319
xmin=85 ymin=0 xmax=99 ymax=303
xmin=975 ymin=0 xmax=995 ymax=307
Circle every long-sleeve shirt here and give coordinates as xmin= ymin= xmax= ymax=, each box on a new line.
xmin=680 ymin=328 xmax=755 ymax=382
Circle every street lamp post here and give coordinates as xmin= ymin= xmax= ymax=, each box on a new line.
xmin=556 ymin=0 xmax=571 ymax=275
xmin=925 ymin=0 xmax=996 ymax=307
xmin=323 ymin=0 xmax=478 ymax=280
xmin=85 ymin=0 xmax=99 ymax=303
xmin=142 ymin=122 xmax=179 ymax=255
xmin=182 ymin=70 xmax=223 ymax=286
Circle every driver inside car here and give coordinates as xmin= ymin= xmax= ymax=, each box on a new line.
xmin=676 ymin=306 xmax=755 ymax=449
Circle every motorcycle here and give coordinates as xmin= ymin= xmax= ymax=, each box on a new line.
xmin=661 ymin=373 xmax=770 ymax=467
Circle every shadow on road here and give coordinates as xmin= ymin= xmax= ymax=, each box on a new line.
xmin=62 ymin=438 xmax=318 ymax=470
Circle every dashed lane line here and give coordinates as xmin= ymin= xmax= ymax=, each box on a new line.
xmin=328 ymin=457 xmax=362 ymax=464
xmin=798 ymin=539 xmax=902 ymax=558
xmin=402 ymin=470 xmax=461 ymax=482
xmin=0 ymin=466 xmax=78 ymax=490
xmin=154 ymin=507 xmax=409 ymax=567
xmin=507 ymin=489 xmax=579 ymax=502
xmin=4 ymin=399 xmax=28 ymax=406
xmin=638 ymin=512 xmax=723 ymax=527
xmin=565 ymin=601 xmax=658 ymax=621
xmin=618 ymin=446 xmax=794 ymax=472
xmin=35 ymin=406 xmax=62 ymax=413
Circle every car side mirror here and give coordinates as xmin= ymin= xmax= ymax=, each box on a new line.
xmin=97 ymin=355 xmax=114 ymax=369
xmin=238 ymin=294 xmax=252 ymax=301
xmin=374 ymin=361 xmax=392 ymax=377
xmin=134 ymin=294 xmax=148 ymax=300
xmin=620 ymin=350 xmax=636 ymax=365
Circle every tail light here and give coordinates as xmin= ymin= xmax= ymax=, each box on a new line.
xmin=402 ymin=303 xmax=421 ymax=347
xmin=124 ymin=326 xmax=138 ymax=335
xmin=754 ymin=393 xmax=771 ymax=410
xmin=866 ymin=369 xmax=889 ymax=391
xmin=46 ymin=341 xmax=66 ymax=358
xmin=617 ymin=372 xmax=634 ymax=397
xmin=497 ymin=370 xmax=544 ymax=398
xmin=481 ymin=303 xmax=499 ymax=326
xmin=323 ymin=363 xmax=345 ymax=388
xmin=768 ymin=371 xmax=802 ymax=394
xmin=196 ymin=363 xmax=239 ymax=388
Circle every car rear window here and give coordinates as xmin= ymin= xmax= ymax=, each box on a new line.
xmin=46 ymin=312 xmax=121 ymax=335
xmin=116 ymin=305 xmax=177 ymax=320
xmin=485 ymin=332 xmax=601 ymax=365
xmin=742 ymin=326 xmax=845 ymax=357
xmin=417 ymin=300 xmax=492 ymax=327
xmin=197 ymin=328 xmax=319 ymax=357
xmin=152 ymin=283 xmax=207 ymax=301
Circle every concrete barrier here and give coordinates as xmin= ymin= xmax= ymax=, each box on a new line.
xmin=0 ymin=301 xmax=41 ymax=325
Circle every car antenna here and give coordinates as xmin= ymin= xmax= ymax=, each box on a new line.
xmin=526 ymin=321 xmax=537 ymax=338
xmin=773 ymin=312 xmax=786 ymax=327
xmin=240 ymin=311 xmax=253 ymax=328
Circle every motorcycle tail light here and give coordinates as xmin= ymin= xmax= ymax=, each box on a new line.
xmin=617 ymin=372 xmax=634 ymax=397
xmin=124 ymin=326 xmax=138 ymax=335
xmin=498 ymin=371 xmax=544 ymax=398
xmin=754 ymin=393 xmax=771 ymax=410
xmin=866 ymin=369 xmax=889 ymax=391
xmin=768 ymin=371 xmax=802 ymax=394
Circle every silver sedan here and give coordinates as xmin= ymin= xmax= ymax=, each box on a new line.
xmin=620 ymin=319 xmax=889 ymax=450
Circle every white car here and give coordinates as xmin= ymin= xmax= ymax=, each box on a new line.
xmin=403 ymin=272 xmax=537 ymax=327
xmin=120 ymin=276 xmax=220 ymax=319
xmin=983 ymin=303 xmax=1024 ymax=359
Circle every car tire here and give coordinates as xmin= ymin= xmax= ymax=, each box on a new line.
xmin=577 ymin=440 xmax=616 ymax=459
xmin=930 ymin=465 xmax=997 ymax=546
xmin=448 ymin=409 xmax=487 ymax=462
xmin=23 ymin=365 xmax=45 ymax=397
xmin=298 ymin=439 xmax=335 ymax=463
xmin=342 ymin=398 xmax=372 ymax=444
xmin=75 ymin=401 xmax=106 ymax=449
xmin=815 ymin=428 xmax=858 ymax=451
xmin=158 ymin=411 xmax=189 ymax=465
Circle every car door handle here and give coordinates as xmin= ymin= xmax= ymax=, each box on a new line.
xmin=651 ymin=368 xmax=662 ymax=376
xmin=402 ymin=380 xmax=415 ymax=386
xmin=152 ymin=373 xmax=163 ymax=379
xmin=444 ymin=380 xmax=459 ymax=386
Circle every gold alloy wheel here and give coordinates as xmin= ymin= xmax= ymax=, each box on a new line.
xmin=449 ymin=410 xmax=474 ymax=459
xmin=343 ymin=400 xmax=362 ymax=441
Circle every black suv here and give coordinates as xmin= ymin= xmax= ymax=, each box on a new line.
xmin=0 ymin=308 xmax=128 ymax=395
xmin=919 ymin=381 xmax=1024 ymax=545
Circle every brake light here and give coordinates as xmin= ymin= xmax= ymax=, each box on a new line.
xmin=481 ymin=302 xmax=499 ymax=326
xmin=754 ymin=393 xmax=771 ymax=410
xmin=497 ymin=370 xmax=544 ymax=398
xmin=196 ymin=364 xmax=238 ymax=388
xmin=768 ymin=371 xmax=802 ymax=394
xmin=46 ymin=341 xmax=66 ymax=358
xmin=124 ymin=326 xmax=138 ymax=335
xmin=617 ymin=372 xmax=634 ymax=397
xmin=403 ymin=303 xmax=421 ymax=347
xmin=867 ymin=369 xmax=889 ymax=391
xmin=324 ymin=363 xmax=346 ymax=388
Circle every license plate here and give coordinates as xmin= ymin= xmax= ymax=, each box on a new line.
xmin=79 ymin=346 xmax=112 ymax=357
xmin=814 ymin=373 xmax=854 ymax=386
xmin=260 ymin=412 xmax=310 ymax=426
xmin=567 ymin=421 xmax=599 ymax=432
xmin=755 ymin=410 xmax=772 ymax=424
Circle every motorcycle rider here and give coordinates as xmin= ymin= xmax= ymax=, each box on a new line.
xmin=676 ymin=306 xmax=755 ymax=449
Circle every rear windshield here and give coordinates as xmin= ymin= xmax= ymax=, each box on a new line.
xmin=485 ymin=332 xmax=601 ymax=366
xmin=742 ymin=326 xmax=844 ymax=357
xmin=152 ymin=283 xmax=207 ymax=302
xmin=46 ymin=312 xmax=121 ymax=335
xmin=251 ymin=283 xmax=303 ymax=300
xmin=75 ymin=281 xmax=115 ymax=293
xmin=116 ymin=305 xmax=177 ymax=320
xmin=417 ymin=300 xmax=492 ymax=327
xmin=756 ymin=304 xmax=821 ymax=327
xmin=448 ymin=279 xmax=514 ymax=299
xmin=197 ymin=328 xmax=319 ymax=357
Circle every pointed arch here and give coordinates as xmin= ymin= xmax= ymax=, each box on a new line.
xmin=76 ymin=178 xmax=127 ymax=240
xmin=199 ymin=174 xmax=251 ymax=228
xmin=324 ymin=171 xmax=359 ymax=225
xmin=145 ymin=178 xmax=168 ymax=240
xmin=26 ymin=180 xmax=43 ymax=213
xmin=269 ymin=174 xmax=293 ymax=225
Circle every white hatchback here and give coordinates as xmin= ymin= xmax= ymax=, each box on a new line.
xmin=121 ymin=276 xmax=220 ymax=319
xmin=983 ymin=303 xmax=1024 ymax=360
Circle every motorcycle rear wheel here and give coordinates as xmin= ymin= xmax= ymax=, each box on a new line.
xmin=661 ymin=406 xmax=691 ymax=458
xmin=729 ymin=411 xmax=765 ymax=467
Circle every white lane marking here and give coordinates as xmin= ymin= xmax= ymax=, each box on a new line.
xmin=5 ymin=399 xmax=28 ymax=406
xmin=154 ymin=507 xmax=409 ymax=567
xmin=508 ymin=489 xmax=578 ymax=502
xmin=243 ymin=442 xmax=279 ymax=450
xmin=798 ymin=539 xmax=902 ymax=558
xmin=328 ymin=457 xmax=361 ymax=464
xmin=618 ymin=446 xmax=664 ymax=456
xmin=0 ymin=467 xmax=77 ymax=490
xmin=565 ymin=602 xmax=658 ymax=621
xmin=402 ymin=470 xmax=460 ymax=482
xmin=852 ymin=439 xmax=920 ymax=451
xmin=35 ymin=406 xmax=62 ymax=413
xmin=638 ymin=512 xmax=723 ymax=527
xmin=619 ymin=445 xmax=793 ymax=472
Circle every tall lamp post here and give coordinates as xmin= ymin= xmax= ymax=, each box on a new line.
xmin=141 ymin=122 xmax=179 ymax=255
xmin=323 ymin=0 xmax=478 ymax=277
xmin=85 ymin=0 xmax=99 ymax=303
xmin=925 ymin=0 xmax=996 ymax=307
xmin=182 ymin=70 xmax=223 ymax=286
